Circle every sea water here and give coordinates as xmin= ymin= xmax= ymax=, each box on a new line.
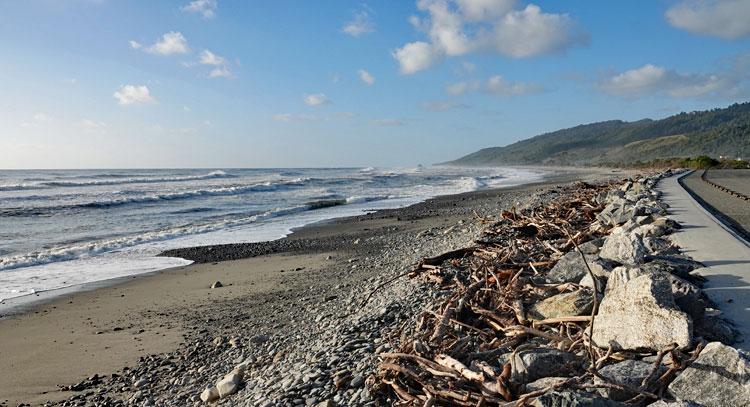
xmin=0 ymin=166 xmax=544 ymax=301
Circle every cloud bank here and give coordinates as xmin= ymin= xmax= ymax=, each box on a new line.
xmin=394 ymin=0 xmax=585 ymax=74
xmin=666 ymin=0 xmax=750 ymax=39
xmin=600 ymin=63 xmax=741 ymax=98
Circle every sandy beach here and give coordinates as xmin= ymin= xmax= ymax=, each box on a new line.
xmin=0 ymin=168 xmax=625 ymax=406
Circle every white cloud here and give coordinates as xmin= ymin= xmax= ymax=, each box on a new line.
xmin=129 ymin=40 xmax=142 ymax=50
xmin=666 ymin=0 xmax=750 ymax=40
xmin=422 ymin=100 xmax=467 ymax=111
xmin=456 ymin=0 xmax=515 ymax=21
xmin=460 ymin=61 xmax=475 ymax=74
xmin=113 ymin=85 xmax=156 ymax=106
xmin=600 ymin=64 xmax=738 ymax=98
xmin=445 ymin=80 xmax=479 ymax=95
xmin=445 ymin=76 xmax=538 ymax=96
xmin=77 ymin=119 xmax=107 ymax=130
xmin=490 ymin=5 xmax=582 ymax=58
xmin=342 ymin=9 xmax=375 ymax=37
xmin=273 ymin=112 xmax=354 ymax=122
xmin=393 ymin=0 xmax=584 ymax=74
xmin=273 ymin=113 xmax=320 ymax=122
xmin=181 ymin=0 xmax=217 ymax=19
xmin=484 ymin=75 xmax=542 ymax=96
xmin=371 ymin=118 xmax=405 ymax=126
xmin=209 ymin=67 xmax=232 ymax=78
xmin=187 ymin=49 xmax=234 ymax=78
xmin=393 ymin=41 xmax=442 ymax=74
xmin=144 ymin=32 xmax=190 ymax=56
xmin=199 ymin=49 xmax=226 ymax=66
xmin=358 ymin=69 xmax=375 ymax=85
xmin=33 ymin=113 xmax=50 ymax=122
xmin=304 ymin=93 xmax=331 ymax=106
xmin=20 ymin=113 xmax=51 ymax=128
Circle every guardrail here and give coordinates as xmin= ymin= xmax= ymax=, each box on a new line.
xmin=701 ymin=169 xmax=750 ymax=201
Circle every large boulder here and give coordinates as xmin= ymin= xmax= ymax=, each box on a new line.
xmin=668 ymin=342 xmax=750 ymax=406
xmin=529 ymin=289 xmax=594 ymax=320
xmin=592 ymin=273 xmax=692 ymax=351
xmin=594 ymin=360 xmax=666 ymax=401
xmin=599 ymin=231 xmax=646 ymax=266
xmin=547 ymin=251 xmax=611 ymax=284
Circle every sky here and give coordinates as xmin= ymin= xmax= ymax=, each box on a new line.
xmin=1 ymin=0 xmax=749 ymax=169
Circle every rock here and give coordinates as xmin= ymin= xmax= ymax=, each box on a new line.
xmin=599 ymin=232 xmax=646 ymax=265
xmin=216 ymin=372 xmax=242 ymax=398
xmin=315 ymin=400 xmax=335 ymax=407
xmin=578 ymin=272 xmax=607 ymax=292
xmin=647 ymin=401 xmax=701 ymax=407
xmin=529 ymin=390 xmax=626 ymax=406
xmin=592 ymin=273 xmax=692 ymax=351
xmin=643 ymin=255 xmax=704 ymax=280
xmin=529 ymin=289 xmax=594 ymax=320
xmin=547 ymin=251 xmax=610 ymax=284
xmin=525 ymin=377 xmax=569 ymax=393
xmin=643 ymin=237 xmax=675 ymax=254
xmin=651 ymin=217 xmax=680 ymax=231
xmin=578 ymin=238 xmax=604 ymax=255
xmin=668 ymin=342 xmax=750 ymax=406
xmin=634 ymin=223 xmax=667 ymax=238
xmin=597 ymin=202 xmax=635 ymax=227
xmin=211 ymin=281 xmax=223 ymax=289
xmin=695 ymin=314 xmax=737 ymax=344
xmin=604 ymin=266 xmax=643 ymax=293
xmin=510 ymin=348 xmax=582 ymax=384
xmin=606 ymin=266 xmax=705 ymax=321
xmin=594 ymin=360 xmax=666 ymax=401
xmin=200 ymin=386 xmax=219 ymax=403
xmin=250 ymin=334 xmax=270 ymax=344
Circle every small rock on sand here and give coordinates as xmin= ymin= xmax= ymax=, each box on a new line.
xmin=200 ymin=386 xmax=219 ymax=402
xmin=216 ymin=372 xmax=242 ymax=397
xmin=211 ymin=281 xmax=223 ymax=288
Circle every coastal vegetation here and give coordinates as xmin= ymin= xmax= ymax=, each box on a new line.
xmin=447 ymin=102 xmax=750 ymax=167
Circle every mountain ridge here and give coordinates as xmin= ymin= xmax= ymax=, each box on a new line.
xmin=445 ymin=102 xmax=750 ymax=167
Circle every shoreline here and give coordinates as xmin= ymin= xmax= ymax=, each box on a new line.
xmin=0 ymin=167 xmax=626 ymax=405
xmin=0 ymin=166 xmax=616 ymax=317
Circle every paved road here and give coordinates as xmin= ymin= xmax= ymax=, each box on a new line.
xmin=658 ymin=172 xmax=750 ymax=351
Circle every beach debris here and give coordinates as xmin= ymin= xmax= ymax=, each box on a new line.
xmin=372 ymin=171 xmax=746 ymax=406
xmin=211 ymin=281 xmax=223 ymax=288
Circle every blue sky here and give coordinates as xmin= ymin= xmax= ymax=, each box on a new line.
xmin=1 ymin=0 xmax=749 ymax=168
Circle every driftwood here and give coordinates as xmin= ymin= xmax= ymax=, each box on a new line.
xmin=373 ymin=178 xmax=704 ymax=406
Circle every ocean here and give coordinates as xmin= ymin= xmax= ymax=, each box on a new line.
xmin=0 ymin=166 xmax=544 ymax=301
